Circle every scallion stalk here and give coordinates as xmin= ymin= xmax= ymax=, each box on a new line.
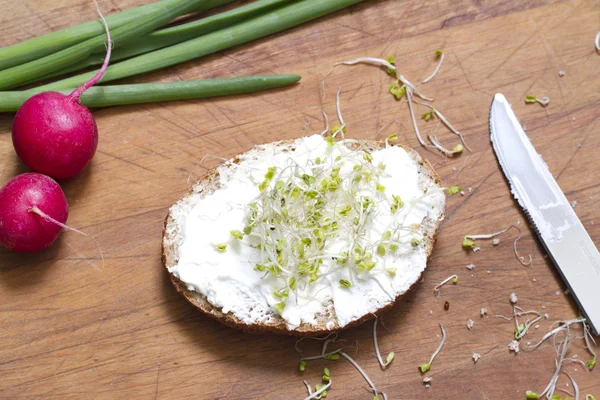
xmin=28 ymin=0 xmax=291 ymax=84
xmin=0 ymin=0 xmax=233 ymax=72
xmin=0 ymin=0 xmax=216 ymax=90
xmin=0 ymin=74 xmax=301 ymax=112
xmin=36 ymin=0 xmax=366 ymax=91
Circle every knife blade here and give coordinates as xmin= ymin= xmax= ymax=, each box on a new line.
xmin=489 ymin=93 xmax=600 ymax=336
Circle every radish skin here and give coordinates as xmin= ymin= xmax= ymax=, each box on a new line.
xmin=11 ymin=6 xmax=111 ymax=180
xmin=0 ymin=173 xmax=68 ymax=252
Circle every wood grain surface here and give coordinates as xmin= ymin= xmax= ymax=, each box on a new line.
xmin=1 ymin=0 xmax=599 ymax=398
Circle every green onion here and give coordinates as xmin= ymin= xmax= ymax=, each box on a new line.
xmin=36 ymin=0 xmax=366 ymax=91
xmin=28 ymin=0 xmax=292 ymax=85
xmin=0 ymin=74 xmax=300 ymax=112
xmin=0 ymin=0 xmax=211 ymax=90
xmin=0 ymin=0 xmax=232 ymax=72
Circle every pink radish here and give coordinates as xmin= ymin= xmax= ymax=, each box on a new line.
xmin=11 ymin=9 xmax=112 ymax=180
xmin=0 ymin=173 xmax=69 ymax=252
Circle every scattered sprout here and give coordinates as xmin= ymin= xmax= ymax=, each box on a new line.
xmin=433 ymin=275 xmax=458 ymax=297
xmin=525 ymin=95 xmax=537 ymax=104
xmin=373 ymin=316 xmax=394 ymax=369
xmin=451 ymin=144 xmax=464 ymax=153
xmin=587 ymin=395 xmax=597 ymax=400
xmin=299 ymin=360 xmax=307 ymax=372
xmin=463 ymin=222 xmax=532 ymax=265
xmin=419 ymin=324 xmax=447 ymax=373
xmin=525 ymin=95 xmax=550 ymax=107
xmin=587 ymin=356 xmax=596 ymax=370
xmin=447 ymin=186 xmax=462 ymax=195
xmin=215 ymin=244 xmax=227 ymax=252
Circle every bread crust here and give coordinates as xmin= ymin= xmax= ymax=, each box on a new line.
xmin=162 ymin=139 xmax=444 ymax=336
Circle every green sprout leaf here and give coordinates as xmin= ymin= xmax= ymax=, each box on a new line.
xmin=331 ymin=124 xmax=347 ymax=135
xmin=525 ymin=95 xmax=537 ymax=104
xmin=382 ymin=230 xmax=392 ymax=241
xmin=315 ymin=384 xmax=328 ymax=397
xmin=462 ymin=237 xmax=477 ymax=248
xmin=419 ymin=363 xmax=431 ymax=373
xmin=376 ymin=183 xmax=386 ymax=192
xmin=387 ymin=134 xmax=398 ymax=141
xmin=388 ymin=81 xmax=405 ymax=100
xmin=436 ymin=49 xmax=443 ymax=56
xmin=378 ymin=162 xmax=386 ymax=170
xmin=324 ymin=353 xmax=340 ymax=361
xmin=386 ymin=268 xmax=397 ymax=277
xmin=339 ymin=279 xmax=352 ymax=288
xmin=326 ymin=135 xmax=336 ymax=146
xmin=363 ymin=152 xmax=373 ymax=162
xmin=422 ymin=109 xmax=435 ymax=122
xmin=374 ymin=396 xmax=380 ymax=400
xmin=386 ymin=55 xmax=396 ymax=76
xmin=452 ymin=143 xmax=464 ymax=153
xmin=587 ymin=356 xmax=597 ymax=370
xmin=274 ymin=301 xmax=286 ymax=314
xmin=447 ymin=186 xmax=462 ymax=195
xmin=298 ymin=360 xmax=307 ymax=372
xmin=514 ymin=323 xmax=525 ymax=339
xmin=389 ymin=244 xmax=399 ymax=252
xmin=411 ymin=238 xmax=421 ymax=247
xmin=391 ymin=194 xmax=404 ymax=214
xmin=215 ymin=244 xmax=227 ymax=253
xmin=322 ymin=367 xmax=331 ymax=382
xmin=525 ymin=390 xmax=539 ymax=399
xmin=289 ymin=277 xmax=296 ymax=290
xmin=452 ymin=276 xmax=459 ymax=284
xmin=229 ymin=230 xmax=243 ymax=240
xmin=376 ymin=244 xmax=386 ymax=256
xmin=386 ymin=352 xmax=395 ymax=364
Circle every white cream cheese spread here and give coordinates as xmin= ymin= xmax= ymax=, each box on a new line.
xmin=168 ymin=135 xmax=445 ymax=330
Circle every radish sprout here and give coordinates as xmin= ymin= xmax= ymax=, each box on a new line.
xmin=303 ymin=380 xmax=312 ymax=396
xmin=421 ymin=50 xmax=444 ymax=84
xmin=372 ymin=316 xmax=394 ymax=369
xmin=419 ymin=324 xmax=447 ymax=372
xmin=433 ymin=275 xmax=458 ymax=297
xmin=525 ymin=95 xmax=550 ymax=107
xmin=414 ymin=100 xmax=472 ymax=152
xmin=336 ymin=87 xmax=345 ymax=127
xmin=303 ymin=380 xmax=332 ymax=400
xmin=428 ymin=134 xmax=462 ymax=157
xmin=566 ymin=373 xmax=579 ymax=400
xmin=339 ymin=351 xmax=384 ymax=398
xmin=462 ymin=222 xmax=532 ymax=265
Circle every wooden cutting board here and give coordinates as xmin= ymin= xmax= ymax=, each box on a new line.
xmin=1 ymin=0 xmax=599 ymax=398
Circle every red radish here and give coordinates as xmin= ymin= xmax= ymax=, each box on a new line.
xmin=0 ymin=173 xmax=69 ymax=252
xmin=11 ymin=9 xmax=112 ymax=180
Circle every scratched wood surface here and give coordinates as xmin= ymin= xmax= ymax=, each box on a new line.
xmin=1 ymin=0 xmax=599 ymax=398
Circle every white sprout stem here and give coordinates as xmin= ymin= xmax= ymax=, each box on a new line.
xmin=558 ymin=388 xmax=575 ymax=397
xmin=540 ymin=336 xmax=570 ymax=399
xmin=372 ymin=316 xmax=392 ymax=368
xmin=536 ymin=97 xmax=550 ymax=106
xmin=339 ymin=351 xmax=378 ymax=396
xmin=464 ymin=224 xmax=514 ymax=240
xmin=303 ymin=379 xmax=332 ymax=400
xmin=566 ymin=373 xmax=580 ymax=400
xmin=421 ymin=52 xmax=444 ymax=84
xmin=583 ymin=322 xmax=597 ymax=360
xmin=433 ymin=275 xmax=457 ymax=297
xmin=295 ymin=332 xmax=338 ymax=354
xmin=564 ymin=358 xmax=587 ymax=368
xmin=456 ymin=155 xmax=471 ymax=177
xmin=525 ymin=318 xmax=586 ymax=350
xmin=425 ymin=324 xmax=447 ymax=366
xmin=432 ymin=108 xmax=471 ymax=152
xmin=428 ymin=135 xmax=456 ymax=157
xmin=406 ymin=89 xmax=427 ymax=147
xmin=513 ymin=225 xmax=532 ymax=266
xmin=596 ymin=31 xmax=600 ymax=52
xmin=303 ymin=380 xmax=312 ymax=396
xmin=301 ymin=348 xmax=343 ymax=361
xmin=318 ymin=110 xmax=329 ymax=136
xmin=336 ymin=87 xmax=345 ymax=126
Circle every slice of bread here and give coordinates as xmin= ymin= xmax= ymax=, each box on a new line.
xmin=162 ymin=137 xmax=445 ymax=336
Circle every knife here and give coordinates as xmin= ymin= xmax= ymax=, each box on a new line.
xmin=489 ymin=93 xmax=600 ymax=336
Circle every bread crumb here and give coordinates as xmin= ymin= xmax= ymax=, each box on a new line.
xmin=558 ymin=70 xmax=565 ymax=77
xmin=480 ymin=308 xmax=488 ymax=317
xmin=326 ymin=321 xmax=335 ymax=330
xmin=544 ymin=313 xmax=549 ymax=319
xmin=487 ymin=270 xmax=491 ymax=274
xmin=532 ymin=278 xmax=537 ymax=282
xmin=460 ymin=190 xmax=465 ymax=196
xmin=473 ymin=246 xmax=481 ymax=253
xmin=535 ymin=324 xmax=540 ymax=330
xmin=541 ymin=305 xmax=546 ymax=309
xmin=571 ymin=200 xmax=577 ymax=208
xmin=492 ymin=238 xmax=500 ymax=246
xmin=467 ymin=319 xmax=474 ymax=330
xmin=508 ymin=340 xmax=520 ymax=353
xmin=556 ymin=290 xmax=561 ymax=296
xmin=429 ymin=310 xmax=433 ymax=315
xmin=510 ymin=292 xmax=518 ymax=304
xmin=472 ymin=352 xmax=481 ymax=363
xmin=423 ymin=377 xmax=433 ymax=384
xmin=452 ymin=167 xmax=458 ymax=172
xmin=466 ymin=264 xmax=475 ymax=270
xmin=468 ymin=187 xmax=472 ymax=193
